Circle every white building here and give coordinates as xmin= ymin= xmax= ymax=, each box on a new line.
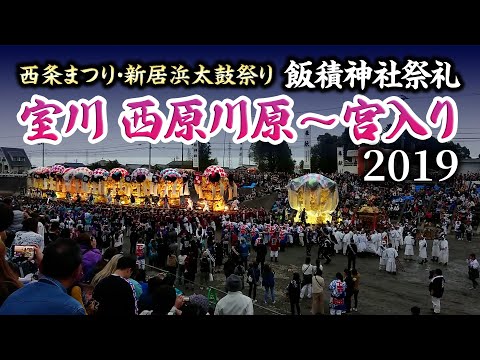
xmin=458 ymin=158 xmax=480 ymax=175
xmin=336 ymin=147 xmax=358 ymax=174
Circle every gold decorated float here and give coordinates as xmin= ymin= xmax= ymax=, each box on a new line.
xmin=27 ymin=165 xmax=192 ymax=207
xmin=356 ymin=205 xmax=381 ymax=231
xmin=287 ymin=173 xmax=339 ymax=224
xmin=194 ymin=165 xmax=237 ymax=212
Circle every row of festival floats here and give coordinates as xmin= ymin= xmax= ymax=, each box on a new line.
xmin=27 ymin=164 xmax=239 ymax=213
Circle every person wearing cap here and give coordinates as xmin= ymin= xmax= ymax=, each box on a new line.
xmin=403 ymin=232 xmax=415 ymax=261
xmin=214 ymin=274 xmax=254 ymax=315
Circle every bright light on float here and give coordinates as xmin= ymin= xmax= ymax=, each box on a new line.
xmin=224 ymin=205 xmax=229 ymax=211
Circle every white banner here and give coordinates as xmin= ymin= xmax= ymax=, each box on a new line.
xmin=192 ymin=142 xmax=199 ymax=168
xmin=304 ymin=128 xmax=311 ymax=170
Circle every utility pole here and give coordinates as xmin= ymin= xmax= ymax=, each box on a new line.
xmin=222 ymin=132 xmax=227 ymax=167
xmin=181 ymin=143 xmax=184 ymax=167
xmin=239 ymin=144 xmax=243 ymax=167
xmin=228 ymin=142 xmax=232 ymax=169
xmin=148 ymin=143 xmax=152 ymax=171
xmin=42 ymin=143 xmax=45 ymax=167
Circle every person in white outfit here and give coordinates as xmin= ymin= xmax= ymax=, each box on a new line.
xmin=376 ymin=241 xmax=387 ymax=271
xmin=431 ymin=237 xmax=440 ymax=262
xmin=418 ymin=236 xmax=428 ymax=264
xmin=334 ymin=229 xmax=344 ymax=254
xmin=397 ymin=224 xmax=404 ymax=248
xmin=300 ymin=257 xmax=314 ymax=299
xmin=385 ymin=243 xmax=398 ymax=275
xmin=299 ymin=229 xmax=305 ymax=247
xmin=439 ymin=235 xmax=449 ymax=266
xmin=403 ymin=232 xmax=415 ymax=261
xmin=371 ymin=230 xmax=381 ymax=252
xmin=343 ymin=229 xmax=353 ymax=255
xmin=390 ymin=227 xmax=401 ymax=251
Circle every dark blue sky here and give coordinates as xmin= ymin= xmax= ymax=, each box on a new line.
xmin=1 ymin=45 xmax=479 ymax=167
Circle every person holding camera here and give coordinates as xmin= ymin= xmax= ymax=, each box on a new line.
xmin=12 ymin=217 xmax=44 ymax=252
xmin=0 ymin=240 xmax=23 ymax=306
xmin=0 ymin=238 xmax=86 ymax=315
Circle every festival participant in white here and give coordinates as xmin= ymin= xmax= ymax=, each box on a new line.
xmin=300 ymin=257 xmax=314 ymax=299
xmin=418 ymin=236 xmax=428 ymax=265
xmin=438 ymin=235 xmax=449 ymax=266
xmin=371 ymin=230 xmax=381 ymax=252
xmin=343 ymin=229 xmax=353 ymax=256
xmin=390 ymin=226 xmax=401 ymax=251
xmin=334 ymin=228 xmax=344 ymax=254
xmin=397 ymin=223 xmax=404 ymax=248
xmin=385 ymin=243 xmax=398 ymax=275
xmin=403 ymin=232 xmax=415 ymax=261
xmin=376 ymin=241 xmax=387 ymax=271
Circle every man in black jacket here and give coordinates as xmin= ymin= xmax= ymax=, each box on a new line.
xmin=93 ymin=255 xmax=138 ymax=316
xmin=346 ymin=239 xmax=358 ymax=271
xmin=255 ymin=238 xmax=267 ymax=273
xmin=429 ymin=268 xmax=445 ymax=314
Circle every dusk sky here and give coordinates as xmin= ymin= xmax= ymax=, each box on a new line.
xmin=1 ymin=45 xmax=479 ymax=168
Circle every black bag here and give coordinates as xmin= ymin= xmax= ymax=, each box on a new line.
xmin=301 ymin=264 xmax=313 ymax=286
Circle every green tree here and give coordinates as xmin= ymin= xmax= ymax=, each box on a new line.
xmin=299 ymin=160 xmax=304 ymax=171
xmin=250 ymin=142 xmax=295 ymax=173
xmin=199 ymin=142 xmax=218 ymax=171
xmin=311 ymin=133 xmax=342 ymax=173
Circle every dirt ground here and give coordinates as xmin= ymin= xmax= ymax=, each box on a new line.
xmin=128 ymin=233 xmax=480 ymax=315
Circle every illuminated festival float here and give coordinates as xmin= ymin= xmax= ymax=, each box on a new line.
xmin=157 ymin=168 xmax=184 ymax=207
xmin=27 ymin=163 xmax=239 ymax=212
xmin=194 ymin=165 xmax=237 ymax=212
xmin=287 ymin=173 xmax=339 ymax=224
xmin=27 ymin=165 xmax=191 ymax=207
